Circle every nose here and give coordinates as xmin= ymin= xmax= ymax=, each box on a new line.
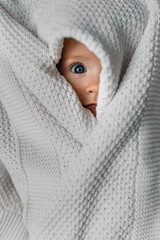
xmin=85 ymin=76 xmax=100 ymax=94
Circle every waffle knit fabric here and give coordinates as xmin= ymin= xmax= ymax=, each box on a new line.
xmin=0 ymin=0 xmax=160 ymax=239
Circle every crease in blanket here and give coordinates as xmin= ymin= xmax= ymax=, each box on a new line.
xmin=0 ymin=0 xmax=160 ymax=240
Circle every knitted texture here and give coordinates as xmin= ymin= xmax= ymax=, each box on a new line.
xmin=0 ymin=0 xmax=160 ymax=240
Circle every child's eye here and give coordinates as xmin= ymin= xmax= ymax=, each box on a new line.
xmin=70 ymin=63 xmax=87 ymax=74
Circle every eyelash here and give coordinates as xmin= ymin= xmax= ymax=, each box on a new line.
xmin=69 ymin=61 xmax=87 ymax=73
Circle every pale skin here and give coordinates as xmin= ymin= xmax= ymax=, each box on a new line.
xmin=56 ymin=37 xmax=102 ymax=117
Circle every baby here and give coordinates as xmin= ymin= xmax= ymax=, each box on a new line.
xmin=56 ymin=38 xmax=101 ymax=117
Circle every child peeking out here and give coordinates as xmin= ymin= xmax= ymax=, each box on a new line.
xmin=56 ymin=37 xmax=102 ymax=117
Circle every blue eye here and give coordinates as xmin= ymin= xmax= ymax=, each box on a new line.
xmin=71 ymin=63 xmax=86 ymax=74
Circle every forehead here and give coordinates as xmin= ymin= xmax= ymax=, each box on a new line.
xmin=61 ymin=38 xmax=98 ymax=61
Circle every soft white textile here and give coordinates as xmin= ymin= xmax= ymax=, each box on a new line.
xmin=0 ymin=0 xmax=160 ymax=239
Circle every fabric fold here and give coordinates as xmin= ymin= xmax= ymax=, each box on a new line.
xmin=33 ymin=0 xmax=148 ymax=118
xmin=0 ymin=0 xmax=160 ymax=239
xmin=0 ymin=5 xmax=97 ymax=146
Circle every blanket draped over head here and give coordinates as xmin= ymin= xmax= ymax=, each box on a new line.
xmin=0 ymin=0 xmax=160 ymax=239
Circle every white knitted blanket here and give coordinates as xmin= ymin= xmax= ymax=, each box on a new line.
xmin=0 ymin=0 xmax=160 ymax=239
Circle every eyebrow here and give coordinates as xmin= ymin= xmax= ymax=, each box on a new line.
xmin=63 ymin=56 xmax=88 ymax=60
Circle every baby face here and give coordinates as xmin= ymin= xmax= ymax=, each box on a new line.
xmin=56 ymin=37 xmax=101 ymax=117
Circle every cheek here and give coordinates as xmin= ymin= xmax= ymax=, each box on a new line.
xmin=68 ymin=78 xmax=81 ymax=90
xmin=63 ymin=72 xmax=83 ymax=86
xmin=67 ymin=77 xmax=85 ymax=95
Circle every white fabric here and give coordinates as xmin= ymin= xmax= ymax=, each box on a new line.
xmin=0 ymin=0 xmax=160 ymax=239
